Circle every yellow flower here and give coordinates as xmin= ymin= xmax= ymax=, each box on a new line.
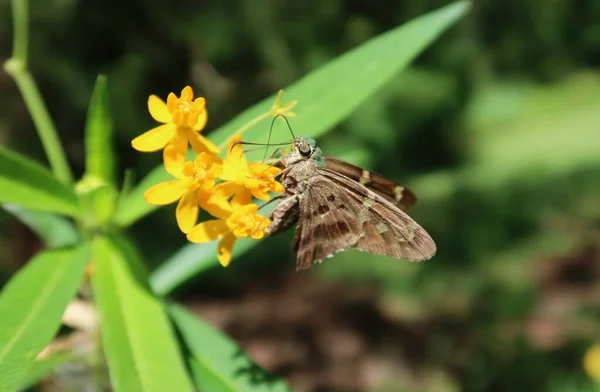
xmin=131 ymin=86 xmax=219 ymax=165
xmin=219 ymin=135 xmax=284 ymax=204
xmin=144 ymin=152 xmax=227 ymax=233
xmin=187 ymin=203 xmax=270 ymax=266
xmin=584 ymin=343 xmax=600 ymax=382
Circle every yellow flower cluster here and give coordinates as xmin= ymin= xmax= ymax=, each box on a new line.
xmin=132 ymin=87 xmax=296 ymax=266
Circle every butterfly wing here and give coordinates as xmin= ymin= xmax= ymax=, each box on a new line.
xmin=324 ymin=157 xmax=417 ymax=211
xmin=319 ymin=167 xmax=436 ymax=261
xmin=292 ymin=171 xmax=436 ymax=270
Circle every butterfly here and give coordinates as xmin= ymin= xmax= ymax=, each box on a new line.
xmin=264 ymin=136 xmax=437 ymax=270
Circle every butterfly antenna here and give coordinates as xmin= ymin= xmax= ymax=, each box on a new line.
xmin=263 ymin=116 xmax=278 ymax=163
xmin=272 ymin=114 xmax=296 ymax=139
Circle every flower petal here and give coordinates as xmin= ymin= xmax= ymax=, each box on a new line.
xmin=213 ymin=182 xmax=240 ymax=199
xmin=163 ymin=130 xmax=188 ymax=178
xmin=192 ymin=109 xmax=208 ymax=131
xmin=251 ymin=216 xmax=270 ymax=240
xmin=176 ymin=191 xmax=199 ymax=233
xmin=199 ymin=190 xmax=232 ymax=220
xmin=217 ymin=233 xmax=236 ymax=267
xmin=147 ymin=95 xmax=171 ymax=123
xmin=187 ymin=129 xmax=219 ymax=154
xmin=181 ymin=86 xmax=194 ymax=101
xmin=232 ymin=188 xmax=252 ymax=206
xmin=144 ymin=180 xmax=187 ymax=205
xmin=192 ymin=97 xmax=206 ymax=112
xmin=226 ymin=135 xmax=244 ymax=160
xmin=187 ymin=219 xmax=229 ymax=243
xmin=167 ymin=92 xmax=177 ymax=112
xmin=131 ymin=124 xmax=176 ymax=152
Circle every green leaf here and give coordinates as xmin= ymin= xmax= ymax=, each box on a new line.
xmin=2 ymin=205 xmax=79 ymax=248
xmin=91 ymin=234 xmax=194 ymax=392
xmin=115 ymin=1 xmax=470 ymax=227
xmin=0 ymin=146 xmax=82 ymax=217
xmin=150 ymin=238 xmax=255 ymax=296
xmin=0 ymin=244 xmax=90 ymax=392
xmin=84 ymin=75 xmax=115 ymax=185
xmin=76 ymin=177 xmax=118 ymax=229
xmin=17 ymin=352 xmax=78 ymax=391
xmin=168 ymin=305 xmax=291 ymax=392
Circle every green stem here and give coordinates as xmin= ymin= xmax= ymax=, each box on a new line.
xmin=5 ymin=61 xmax=74 ymax=184
xmin=11 ymin=0 xmax=28 ymax=65
xmin=5 ymin=0 xmax=74 ymax=184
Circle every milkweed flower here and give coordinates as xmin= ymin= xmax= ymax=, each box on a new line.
xmin=133 ymin=86 xmax=294 ymax=267
xmin=186 ymin=203 xmax=271 ymax=266
xmin=584 ymin=343 xmax=600 ymax=382
xmin=144 ymin=152 xmax=228 ymax=233
xmin=219 ymin=136 xmax=284 ymax=204
xmin=131 ymin=86 xmax=219 ymax=166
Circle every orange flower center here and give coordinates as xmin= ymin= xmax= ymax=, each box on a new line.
xmin=167 ymin=93 xmax=205 ymax=128
xmin=183 ymin=161 xmax=213 ymax=190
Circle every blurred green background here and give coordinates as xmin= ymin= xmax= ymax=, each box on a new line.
xmin=1 ymin=0 xmax=600 ymax=391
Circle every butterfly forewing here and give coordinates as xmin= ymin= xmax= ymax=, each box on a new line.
xmin=319 ymin=167 xmax=436 ymax=262
xmin=291 ymin=170 xmax=436 ymax=270
xmin=292 ymin=176 xmax=365 ymax=270
xmin=324 ymin=157 xmax=417 ymax=211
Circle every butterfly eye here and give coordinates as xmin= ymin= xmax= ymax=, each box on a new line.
xmin=299 ymin=143 xmax=312 ymax=157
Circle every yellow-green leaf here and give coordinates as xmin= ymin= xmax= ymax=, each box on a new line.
xmin=169 ymin=305 xmax=291 ymax=392
xmin=0 ymin=146 xmax=81 ymax=217
xmin=150 ymin=239 xmax=255 ymax=296
xmin=84 ymin=75 xmax=115 ymax=185
xmin=92 ymin=234 xmax=194 ymax=392
xmin=0 ymin=244 xmax=90 ymax=392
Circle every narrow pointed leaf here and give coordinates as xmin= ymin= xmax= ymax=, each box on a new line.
xmin=17 ymin=352 xmax=78 ymax=391
xmin=115 ymin=1 xmax=470 ymax=227
xmin=84 ymin=75 xmax=115 ymax=185
xmin=92 ymin=235 xmax=194 ymax=392
xmin=0 ymin=146 xmax=81 ymax=217
xmin=168 ymin=305 xmax=291 ymax=392
xmin=150 ymin=239 xmax=255 ymax=296
xmin=0 ymin=244 xmax=90 ymax=392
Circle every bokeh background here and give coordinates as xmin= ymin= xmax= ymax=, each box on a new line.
xmin=2 ymin=0 xmax=600 ymax=391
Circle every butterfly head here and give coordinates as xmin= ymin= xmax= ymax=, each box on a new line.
xmin=281 ymin=136 xmax=324 ymax=166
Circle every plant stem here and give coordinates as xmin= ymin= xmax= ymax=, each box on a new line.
xmin=11 ymin=0 xmax=28 ymax=65
xmin=5 ymin=0 xmax=74 ymax=184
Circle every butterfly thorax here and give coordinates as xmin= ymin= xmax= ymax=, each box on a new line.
xmin=265 ymin=138 xmax=323 ymax=237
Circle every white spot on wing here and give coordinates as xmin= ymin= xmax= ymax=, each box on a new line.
xmin=359 ymin=170 xmax=370 ymax=185
xmin=394 ymin=186 xmax=405 ymax=201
